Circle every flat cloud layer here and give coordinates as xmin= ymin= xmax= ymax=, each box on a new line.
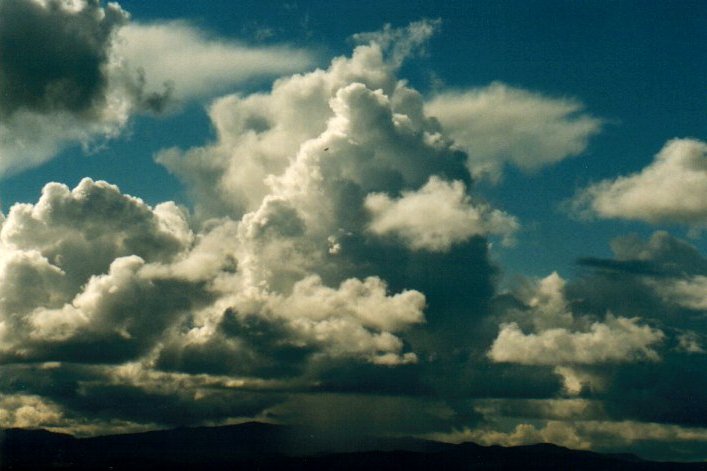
xmin=571 ymin=138 xmax=707 ymax=226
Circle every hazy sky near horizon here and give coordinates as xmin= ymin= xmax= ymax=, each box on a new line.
xmin=0 ymin=0 xmax=705 ymax=462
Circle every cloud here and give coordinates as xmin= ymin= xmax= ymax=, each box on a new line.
xmin=0 ymin=21 xmax=513 ymax=434
xmin=157 ymin=29 xmax=471 ymax=220
xmin=651 ymin=275 xmax=707 ymax=311
xmin=488 ymin=272 xmax=664 ymax=367
xmin=0 ymin=179 xmax=198 ymax=363
xmin=4 ymin=16 xmax=704 ymax=461
xmin=114 ymin=21 xmax=315 ymax=102
xmin=351 ymin=19 xmax=441 ymax=67
xmin=0 ymin=394 xmax=63 ymax=429
xmin=0 ymin=0 xmax=128 ymax=119
xmin=426 ymin=83 xmax=602 ymax=181
xmin=0 ymin=0 xmax=133 ymax=175
xmin=571 ymin=138 xmax=707 ymax=226
xmin=431 ymin=420 xmax=707 ymax=460
xmin=0 ymin=0 xmax=314 ymax=177
xmin=365 ymin=176 xmax=518 ymax=251
xmin=489 ymin=316 xmax=664 ymax=366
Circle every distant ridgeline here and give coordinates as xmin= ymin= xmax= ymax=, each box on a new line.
xmin=1 ymin=422 xmax=703 ymax=470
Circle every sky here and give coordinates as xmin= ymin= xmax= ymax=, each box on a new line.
xmin=0 ymin=0 xmax=705 ymax=462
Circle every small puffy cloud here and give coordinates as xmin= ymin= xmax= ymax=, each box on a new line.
xmin=571 ymin=138 xmax=707 ymax=226
xmin=114 ymin=21 xmax=315 ymax=102
xmin=488 ymin=316 xmax=664 ymax=366
xmin=426 ymin=83 xmax=601 ymax=181
xmin=365 ymin=176 xmax=518 ymax=251
xmin=651 ymin=275 xmax=707 ymax=311
xmin=267 ymin=275 xmax=424 ymax=365
xmin=351 ymin=18 xmax=441 ymax=66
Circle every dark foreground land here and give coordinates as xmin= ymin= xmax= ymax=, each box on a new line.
xmin=1 ymin=422 xmax=705 ymax=470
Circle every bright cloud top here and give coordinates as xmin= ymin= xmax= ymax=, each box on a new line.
xmin=365 ymin=176 xmax=518 ymax=251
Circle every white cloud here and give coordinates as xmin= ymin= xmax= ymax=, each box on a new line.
xmin=0 ymin=178 xmax=192 ymax=289
xmin=114 ymin=21 xmax=315 ymax=102
xmin=651 ymin=275 xmax=707 ymax=311
xmin=572 ymin=138 xmax=707 ymax=226
xmin=489 ymin=273 xmax=664 ymax=366
xmin=431 ymin=421 xmax=591 ymax=450
xmin=489 ymin=316 xmax=664 ymax=366
xmin=426 ymin=82 xmax=601 ymax=181
xmin=365 ymin=176 xmax=518 ymax=251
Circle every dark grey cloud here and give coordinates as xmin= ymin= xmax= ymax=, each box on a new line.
xmin=0 ymin=0 xmax=126 ymax=118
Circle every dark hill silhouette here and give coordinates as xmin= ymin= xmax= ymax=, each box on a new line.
xmin=1 ymin=422 xmax=704 ymax=470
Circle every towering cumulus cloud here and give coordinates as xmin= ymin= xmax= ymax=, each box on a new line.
xmin=0 ymin=20 xmax=510 ymax=437
xmin=0 ymin=0 xmax=313 ymax=176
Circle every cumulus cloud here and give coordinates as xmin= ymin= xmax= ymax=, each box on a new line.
xmin=489 ymin=316 xmax=664 ymax=366
xmin=651 ymin=275 xmax=707 ymax=311
xmin=158 ymin=19 xmax=469 ymax=220
xmin=426 ymin=82 xmax=602 ymax=181
xmin=0 ymin=0 xmax=314 ymax=177
xmin=571 ymin=138 xmax=707 ymax=226
xmin=0 ymin=179 xmax=198 ymax=363
xmin=365 ymin=176 xmax=518 ymax=251
xmin=488 ymin=272 xmax=664 ymax=367
xmin=0 ymin=0 xmax=127 ymax=119
xmin=0 ymin=21 xmax=517 ymax=435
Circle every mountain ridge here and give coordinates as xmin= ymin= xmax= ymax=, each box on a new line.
xmin=1 ymin=422 xmax=703 ymax=470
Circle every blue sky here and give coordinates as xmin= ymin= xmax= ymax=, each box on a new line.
xmin=0 ymin=0 xmax=706 ymax=461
